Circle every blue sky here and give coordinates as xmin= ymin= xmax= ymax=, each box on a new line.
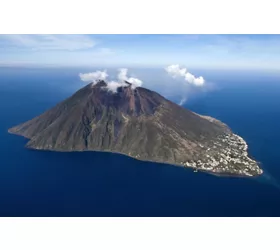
xmin=0 ymin=34 xmax=280 ymax=69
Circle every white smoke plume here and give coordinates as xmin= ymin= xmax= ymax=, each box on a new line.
xmin=79 ymin=70 xmax=108 ymax=83
xmin=79 ymin=68 xmax=143 ymax=93
xmin=164 ymin=64 xmax=206 ymax=105
xmin=178 ymin=97 xmax=187 ymax=106
xmin=105 ymin=81 xmax=126 ymax=93
xmin=165 ymin=64 xmax=205 ymax=86
xmin=105 ymin=68 xmax=143 ymax=93
xmin=117 ymin=68 xmax=143 ymax=89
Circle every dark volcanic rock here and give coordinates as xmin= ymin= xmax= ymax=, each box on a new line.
xmin=8 ymin=81 xmax=263 ymax=177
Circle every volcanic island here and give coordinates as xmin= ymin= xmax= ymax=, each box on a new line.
xmin=8 ymin=80 xmax=263 ymax=177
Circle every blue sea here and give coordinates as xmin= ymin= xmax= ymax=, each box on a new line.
xmin=1 ymin=67 xmax=280 ymax=216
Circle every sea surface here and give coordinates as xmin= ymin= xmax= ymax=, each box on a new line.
xmin=1 ymin=67 xmax=280 ymax=216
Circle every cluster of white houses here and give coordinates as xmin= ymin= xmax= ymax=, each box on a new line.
xmin=183 ymin=133 xmax=262 ymax=177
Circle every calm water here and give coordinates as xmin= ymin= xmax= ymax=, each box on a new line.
xmin=1 ymin=67 xmax=280 ymax=216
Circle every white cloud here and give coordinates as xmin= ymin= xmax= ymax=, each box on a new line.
xmin=117 ymin=68 xmax=128 ymax=82
xmin=0 ymin=34 xmax=96 ymax=51
xmin=79 ymin=70 xmax=108 ymax=83
xmin=117 ymin=68 xmax=143 ymax=89
xmin=106 ymin=81 xmax=129 ymax=93
xmin=185 ymin=73 xmax=205 ymax=86
xmin=165 ymin=64 xmax=205 ymax=86
xmin=165 ymin=64 xmax=206 ymax=105
xmin=90 ymin=48 xmax=116 ymax=58
xmin=106 ymin=68 xmax=143 ymax=92
xmin=79 ymin=68 xmax=143 ymax=93
xmin=165 ymin=64 xmax=187 ymax=78
xmin=97 ymin=48 xmax=115 ymax=55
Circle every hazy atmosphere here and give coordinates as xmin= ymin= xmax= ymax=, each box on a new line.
xmin=1 ymin=34 xmax=280 ymax=69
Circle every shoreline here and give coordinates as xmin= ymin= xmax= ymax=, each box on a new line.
xmin=8 ymin=129 xmax=262 ymax=178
